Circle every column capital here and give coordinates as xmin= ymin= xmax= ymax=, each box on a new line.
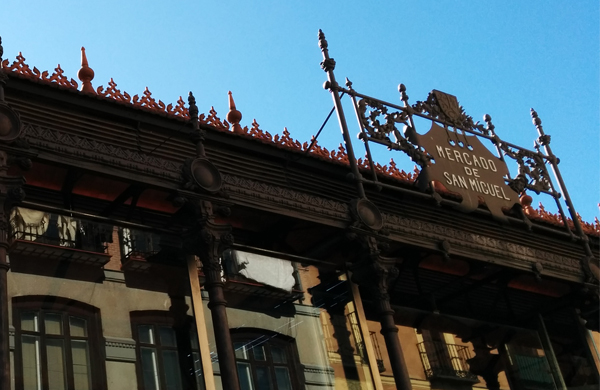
xmin=180 ymin=199 xmax=233 ymax=287
xmin=350 ymin=235 xmax=398 ymax=311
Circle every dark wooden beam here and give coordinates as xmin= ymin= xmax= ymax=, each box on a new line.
xmin=100 ymin=184 xmax=143 ymax=218
xmin=60 ymin=167 xmax=84 ymax=209
xmin=436 ymin=269 xmax=509 ymax=306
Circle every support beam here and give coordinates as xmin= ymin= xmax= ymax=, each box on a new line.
xmin=0 ymin=243 xmax=9 ymax=390
xmin=60 ymin=167 xmax=83 ymax=209
xmin=185 ymin=200 xmax=240 ymax=390
xmin=351 ymin=237 xmax=413 ymax=390
xmin=348 ymin=275 xmax=384 ymax=390
xmin=0 ymin=150 xmax=26 ymax=390
xmin=100 ymin=184 xmax=144 ymax=218
xmin=187 ymin=255 xmax=216 ymax=390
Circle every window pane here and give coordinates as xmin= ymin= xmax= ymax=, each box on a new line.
xmin=140 ymin=347 xmax=160 ymax=390
xmin=162 ymin=350 xmax=183 ymax=390
xmin=190 ymin=331 xmax=200 ymax=350
xmin=192 ymin=352 xmax=205 ymax=390
xmin=237 ymin=362 xmax=254 ymax=390
xmin=271 ymin=345 xmax=286 ymax=364
xmin=159 ymin=326 xmax=177 ymax=347
xmin=21 ymin=312 xmax=39 ymax=332
xmin=44 ymin=313 xmax=63 ymax=335
xmin=255 ymin=366 xmax=272 ymax=390
xmin=71 ymin=340 xmax=92 ymax=390
xmin=234 ymin=342 xmax=249 ymax=360
xmin=274 ymin=367 xmax=292 ymax=390
xmin=46 ymin=339 xmax=67 ymax=390
xmin=139 ymin=325 xmax=155 ymax=344
xmin=21 ymin=335 xmax=41 ymax=390
xmin=252 ymin=345 xmax=266 ymax=361
xmin=69 ymin=316 xmax=88 ymax=338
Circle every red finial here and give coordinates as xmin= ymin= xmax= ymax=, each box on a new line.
xmin=226 ymin=91 xmax=244 ymax=134
xmin=77 ymin=47 xmax=95 ymax=94
xmin=520 ymin=193 xmax=536 ymax=216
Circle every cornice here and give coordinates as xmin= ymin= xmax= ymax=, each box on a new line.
xmin=383 ymin=213 xmax=584 ymax=280
xmin=18 ymin=122 xmax=588 ymax=279
xmin=22 ymin=122 xmax=181 ymax=182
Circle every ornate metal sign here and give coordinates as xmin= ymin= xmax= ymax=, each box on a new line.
xmin=318 ymin=30 xmax=596 ymax=282
xmin=407 ymin=121 xmax=519 ymax=220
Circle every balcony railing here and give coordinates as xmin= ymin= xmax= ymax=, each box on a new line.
xmin=418 ymin=340 xmax=479 ymax=382
xmin=9 ymin=208 xmax=112 ymax=266
xmin=322 ymin=311 xmax=385 ymax=371
xmin=370 ymin=331 xmax=386 ymax=373
xmin=505 ymin=344 xmax=557 ymax=390
xmin=120 ymin=228 xmax=161 ymax=260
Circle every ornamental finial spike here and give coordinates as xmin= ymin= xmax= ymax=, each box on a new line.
xmin=531 ymin=108 xmax=542 ymax=126
xmin=0 ymin=36 xmax=4 ymax=61
xmin=531 ymin=108 xmax=550 ymax=145
xmin=226 ymin=91 xmax=244 ymax=134
xmin=318 ymin=29 xmax=328 ymax=50
xmin=77 ymin=47 xmax=96 ymax=95
xmin=188 ymin=92 xmax=199 ymax=128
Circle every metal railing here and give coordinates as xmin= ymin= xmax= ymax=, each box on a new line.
xmin=369 ymin=331 xmax=385 ymax=372
xmin=323 ymin=311 xmax=386 ymax=371
xmin=417 ymin=340 xmax=478 ymax=381
xmin=120 ymin=227 xmax=161 ymax=260
xmin=10 ymin=208 xmax=110 ymax=253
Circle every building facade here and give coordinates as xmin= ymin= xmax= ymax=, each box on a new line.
xmin=0 ymin=34 xmax=598 ymax=390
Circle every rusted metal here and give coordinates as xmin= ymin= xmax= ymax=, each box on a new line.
xmin=318 ymin=30 xmax=366 ymax=200
xmin=530 ymin=109 xmax=597 ymax=281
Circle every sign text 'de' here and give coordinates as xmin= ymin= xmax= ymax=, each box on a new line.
xmin=409 ymin=123 xmax=519 ymax=221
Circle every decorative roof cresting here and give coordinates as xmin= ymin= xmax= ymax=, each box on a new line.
xmin=0 ymin=43 xmax=597 ymax=236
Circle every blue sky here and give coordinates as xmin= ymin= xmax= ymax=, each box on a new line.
xmin=2 ymin=1 xmax=599 ymax=223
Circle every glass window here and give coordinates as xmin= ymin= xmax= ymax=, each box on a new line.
xmin=132 ymin=313 xmax=205 ymax=390
xmin=232 ymin=332 xmax=300 ymax=390
xmin=13 ymin=299 xmax=102 ymax=390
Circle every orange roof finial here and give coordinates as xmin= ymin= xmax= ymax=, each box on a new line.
xmin=226 ymin=91 xmax=244 ymax=134
xmin=519 ymin=192 xmax=537 ymax=217
xmin=77 ymin=47 xmax=95 ymax=94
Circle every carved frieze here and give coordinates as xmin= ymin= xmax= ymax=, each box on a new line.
xmin=17 ymin=121 xmax=586 ymax=278
xmin=382 ymin=212 xmax=583 ymax=277
xmin=22 ymin=123 xmax=181 ymax=180
xmin=222 ymin=174 xmax=350 ymax=220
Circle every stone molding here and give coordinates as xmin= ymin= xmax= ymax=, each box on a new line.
xmin=104 ymin=337 xmax=136 ymax=362
xmin=103 ymin=269 xmax=126 ymax=284
xmin=294 ymin=304 xmax=322 ymax=318
xmin=303 ymin=364 xmax=335 ymax=387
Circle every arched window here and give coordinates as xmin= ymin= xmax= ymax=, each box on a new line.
xmin=12 ymin=296 xmax=106 ymax=390
xmin=131 ymin=311 xmax=204 ymax=390
xmin=231 ymin=329 xmax=304 ymax=390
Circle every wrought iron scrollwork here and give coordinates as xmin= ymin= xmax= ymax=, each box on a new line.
xmin=357 ymin=98 xmax=429 ymax=168
xmin=499 ymin=143 xmax=552 ymax=195
xmin=412 ymin=91 xmax=486 ymax=133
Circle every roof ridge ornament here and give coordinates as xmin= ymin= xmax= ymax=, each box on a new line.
xmin=77 ymin=47 xmax=95 ymax=94
xmin=0 ymin=36 xmax=24 ymax=143
xmin=226 ymin=91 xmax=244 ymax=134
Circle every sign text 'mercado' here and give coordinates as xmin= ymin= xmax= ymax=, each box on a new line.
xmin=435 ymin=145 xmax=511 ymax=201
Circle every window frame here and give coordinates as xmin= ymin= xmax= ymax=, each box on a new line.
xmin=130 ymin=310 xmax=204 ymax=390
xmin=12 ymin=296 xmax=107 ymax=390
xmin=231 ymin=328 xmax=304 ymax=390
